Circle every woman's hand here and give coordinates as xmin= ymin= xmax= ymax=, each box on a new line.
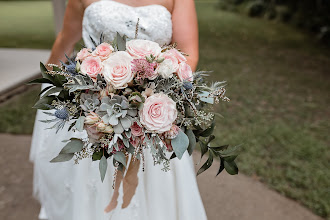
xmin=172 ymin=0 xmax=199 ymax=71
xmin=47 ymin=0 xmax=84 ymax=65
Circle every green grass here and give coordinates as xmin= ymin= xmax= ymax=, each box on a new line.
xmin=0 ymin=1 xmax=329 ymax=219
xmin=0 ymin=1 xmax=55 ymax=48
xmin=0 ymin=86 xmax=40 ymax=134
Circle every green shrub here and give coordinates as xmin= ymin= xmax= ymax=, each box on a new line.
xmin=246 ymin=0 xmax=266 ymax=17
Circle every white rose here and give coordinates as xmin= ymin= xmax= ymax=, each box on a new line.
xmin=156 ymin=59 xmax=176 ymax=79
xmin=126 ymin=39 xmax=162 ymax=59
xmin=103 ymin=51 xmax=134 ymax=89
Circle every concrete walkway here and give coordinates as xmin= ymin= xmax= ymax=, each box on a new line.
xmin=0 ymin=48 xmax=50 ymax=97
xmin=0 ymin=134 xmax=323 ymax=220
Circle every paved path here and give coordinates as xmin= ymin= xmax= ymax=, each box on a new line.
xmin=0 ymin=134 xmax=323 ymax=220
xmin=0 ymin=48 xmax=50 ymax=96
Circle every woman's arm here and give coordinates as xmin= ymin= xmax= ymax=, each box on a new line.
xmin=47 ymin=0 xmax=84 ymax=65
xmin=171 ymin=0 xmax=199 ymax=71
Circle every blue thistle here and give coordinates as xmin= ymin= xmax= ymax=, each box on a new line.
xmin=60 ymin=54 xmax=78 ymax=76
xmin=183 ymin=81 xmax=193 ymax=90
xmin=55 ymin=108 xmax=69 ymax=120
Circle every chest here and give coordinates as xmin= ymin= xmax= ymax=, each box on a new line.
xmin=82 ymin=0 xmax=174 ymax=13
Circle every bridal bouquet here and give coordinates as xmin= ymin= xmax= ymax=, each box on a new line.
xmin=30 ymin=34 xmax=239 ymax=181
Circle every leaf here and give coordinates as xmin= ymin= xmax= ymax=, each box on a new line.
xmin=171 ymin=129 xmax=189 ymax=159
xmin=199 ymin=141 xmax=208 ymax=159
xmin=41 ymin=87 xmax=63 ymax=98
xmin=199 ymin=120 xmax=215 ymax=137
xmin=75 ymin=116 xmax=85 ymax=132
xmin=216 ymin=157 xmax=225 ymax=176
xmin=39 ymin=85 xmax=54 ymax=96
xmin=28 ymin=78 xmax=54 ymax=85
xmin=224 ymin=160 xmax=239 ymax=175
xmin=207 ymin=135 xmax=215 ymax=143
xmin=50 ymin=153 xmax=74 ymax=163
xmin=59 ymin=138 xmax=84 ymax=154
xmin=40 ymin=62 xmax=54 ymax=82
xmin=211 ymin=145 xmax=229 ymax=152
xmin=92 ymin=150 xmax=103 ymax=161
xmin=33 ymin=96 xmax=56 ymax=110
xmin=197 ymin=152 xmax=214 ymax=176
xmin=224 ymin=155 xmax=238 ymax=162
xmin=198 ymin=91 xmax=214 ymax=104
xmin=99 ymin=156 xmax=108 ymax=182
xmin=186 ymin=129 xmax=196 ymax=155
xmin=116 ymin=32 xmax=126 ymax=51
xmin=114 ymin=151 xmax=127 ymax=168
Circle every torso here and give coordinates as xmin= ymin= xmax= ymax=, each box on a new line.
xmin=81 ymin=0 xmax=174 ymax=14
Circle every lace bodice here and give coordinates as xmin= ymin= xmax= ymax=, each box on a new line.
xmin=82 ymin=0 xmax=172 ymax=47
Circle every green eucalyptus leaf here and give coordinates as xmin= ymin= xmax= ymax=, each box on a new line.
xmin=224 ymin=160 xmax=239 ymax=175
xmin=116 ymin=32 xmax=126 ymax=51
xmin=216 ymin=157 xmax=225 ymax=176
xmin=224 ymin=155 xmax=238 ymax=162
xmin=28 ymin=78 xmax=54 ymax=85
xmin=199 ymin=141 xmax=208 ymax=159
xmin=60 ymin=138 xmax=84 ymax=154
xmin=92 ymin=150 xmax=103 ymax=161
xmin=186 ymin=129 xmax=196 ymax=155
xmin=40 ymin=62 xmax=54 ymax=82
xmin=199 ymin=120 xmax=215 ymax=137
xmin=99 ymin=156 xmax=108 ymax=182
xmin=114 ymin=151 xmax=127 ymax=168
xmin=50 ymin=153 xmax=74 ymax=163
xmin=39 ymin=85 xmax=54 ymax=96
xmin=198 ymin=91 xmax=214 ymax=104
xmin=33 ymin=96 xmax=56 ymax=110
xmin=171 ymin=129 xmax=189 ymax=159
xmin=197 ymin=152 xmax=214 ymax=176
xmin=211 ymin=145 xmax=229 ymax=152
xmin=75 ymin=116 xmax=86 ymax=132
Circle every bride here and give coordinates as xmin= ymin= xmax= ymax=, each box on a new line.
xmin=30 ymin=0 xmax=207 ymax=219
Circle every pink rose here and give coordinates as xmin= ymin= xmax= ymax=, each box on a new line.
xmin=85 ymin=125 xmax=103 ymax=143
xmin=76 ymin=48 xmax=92 ymax=61
xmin=92 ymin=43 xmax=114 ymax=60
xmin=126 ymin=39 xmax=162 ymax=59
xmin=161 ymin=49 xmax=187 ymax=71
xmin=139 ymin=93 xmax=177 ymax=133
xmin=177 ymin=62 xmax=193 ymax=82
xmin=80 ymin=56 xmax=103 ymax=79
xmin=103 ymin=51 xmax=134 ymax=89
xmin=131 ymin=122 xmax=143 ymax=136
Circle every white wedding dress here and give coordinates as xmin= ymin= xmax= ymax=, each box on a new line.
xmin=30 ymin=1 xmax=207 ymax=219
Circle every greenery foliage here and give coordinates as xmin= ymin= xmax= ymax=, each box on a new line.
xmin=218 ymin=0 xmax=330 ymax=45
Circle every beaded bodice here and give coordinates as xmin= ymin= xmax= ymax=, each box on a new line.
xmin=82 ymin=0 xmax=172 ymax=47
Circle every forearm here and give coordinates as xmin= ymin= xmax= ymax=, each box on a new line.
xmin=47 ymin=32 xmax=76 ymax=66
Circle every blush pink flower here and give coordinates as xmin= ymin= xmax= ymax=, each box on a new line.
xmin=164 ymin=124 xmax=180 ymax=139
xmin=76 ymin=48 xmax=92 ymax=61
xmin=132 ymin=58 xmax=158 ymax=80
xmin=131 ymin=122 xmax=144 ymax=136
xmin=177 ymin=62 xmax=193 ymax=82
xmin=92 ymin=43 xmax=114 ymax=60
xmin=126 ymin=39 xmax=162 ymax=59
xmin=80 ymin=56 xmax=103 ymax=79
xmin=103 ymin=51 xmax=134 ymax=89
xmin=161 ymin=49 xmax=187 ymax=71
xmin=85 ymin=125 xmax=103 ymax=143
xmin=139 ymin=93 xmax=177 ymax=133
xmin=130 ymin=136 xmax=141 ymax=148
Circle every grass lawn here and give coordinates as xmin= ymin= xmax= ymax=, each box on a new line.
xmin=0 ymin=1 xmax=55 ymax=48
xmin=0 ymin=1 xmax=329 ymax=219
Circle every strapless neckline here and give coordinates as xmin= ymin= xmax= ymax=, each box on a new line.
xmin=84 ymin=0 xmax=172 ymax=16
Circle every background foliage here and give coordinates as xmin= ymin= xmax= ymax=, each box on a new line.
xmin=218 ymin=0 xmax=330 ymax=45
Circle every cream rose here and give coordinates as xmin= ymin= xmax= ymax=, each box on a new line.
xmin=139 ymin=93 xmax=177 ymax=133
xmin=126 ymin=39 xmax=162 ymax=59
xmin=177 ymin=62 xmax=193 ymax=82
xmin=92 ymin=43 xmax=114 ymax=60
xmin=80 ymin=56 xmax=103 ymax=79
xmin=156 ymin=59 xmax=176 ymax=79
xmin=103 ymin=51 xmax=134 ymax=89
xmin=76 ymin=48 xmax=92 ymax=61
